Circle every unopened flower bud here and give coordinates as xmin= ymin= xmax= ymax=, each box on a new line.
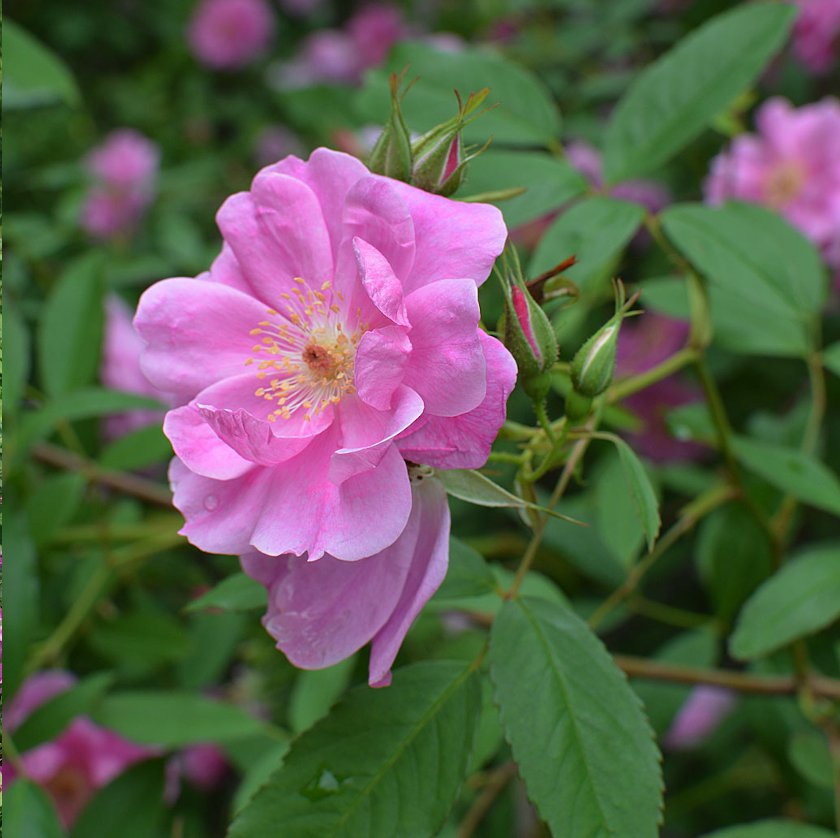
xmin=368 ymin=72 xmax=413 ymax=182
xmin=570 ymin=280 xmax=637 ymax=399
xmin=411 ymin=88 xmax=491 ymax=196
xmin=498 ymin=246 xmax=559 ymax=402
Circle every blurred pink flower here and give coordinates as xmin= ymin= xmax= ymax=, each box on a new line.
xmin=80 ymin=130 xmax=160 ymax=241
xmin=243 ymin=470 xmax=450 ymax=687
xmin=274 ymin=3 xmax=410 ymax=88
xmin=566 ymin=141 xmax=671 ymax=213
xmin=164 ymin=743 xmax=228 ymax=802
xmin=616 ymin=313 xmax=705 ymax=463
xmin=135 ymin=147 xmax=513 ymax=564
xmin=135 ymin=148 xmax=515 ymax=686
xmin=704 ymin=97 xmax=840 ymax=270
xmin=5 ymin=672 xmax=153 ymax=828
xmin=665 ymin=686 xmax=736 ymax=750
xmin=255 ymin=125 xmax=304 ymax=167
xmin=187 ymin=0 xmax=275 ymax=70
xmin=791 ymin=0 xmax=840 ymax=75
xmin=101 ymin=295 xmax=167 ymax=439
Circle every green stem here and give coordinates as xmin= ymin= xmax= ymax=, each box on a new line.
xmin=628 ymin=595 xmax=714 ymax=630
xmin=607 ymin=347 xmax=698 ymax=403
xmin=588 ymin=482 xmax=736 ymax=629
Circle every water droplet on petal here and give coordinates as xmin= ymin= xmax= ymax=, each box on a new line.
xmin=204 ymin=494 xmax=219 ymax=511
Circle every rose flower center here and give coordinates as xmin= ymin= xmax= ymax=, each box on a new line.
xmin=764 ymin=161 xmax=805 ymax=208
xmin=247 ymin=276 xmax=364 ymax=422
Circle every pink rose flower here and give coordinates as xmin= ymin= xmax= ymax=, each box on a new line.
xmin=80 ymin=130 xmax=160 ymax=241
xmin=791 ymin=0 xmax=840 ymax=75
xmin=346 ymin=3 xmax=409 ymax=69
xmin=616 ymin=313 xmax=705 ymax=463
xmin=101 ymin=295 xmax=168 ymax=439
xmin=187 ymin=0 xmax=275 ymax=70
xmin=5 ymin=672 xmax=153 ymax=828
xmin=664 ymin=686 xmax=737 ymax=750
xmin=134 ymin=148 xmax=515 ymax=682
xmin=704 ymin=97 xmax=840 ymax=270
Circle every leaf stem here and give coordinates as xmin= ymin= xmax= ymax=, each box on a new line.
xmin=607 ymin=347 xmax=699 ymax=403
xmin=458 ymin=762 xmax=518 ymax=838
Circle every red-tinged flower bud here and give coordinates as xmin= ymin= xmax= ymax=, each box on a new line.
xmin=570 ymin=280 xmax=637 ymax=400
xmin=411 ymin=88 xmax=492 ymax=196
xmin=368 ymin=72 xmax=413 ymax=182
xmin=497 ymin=246 xmax=559 ymax=402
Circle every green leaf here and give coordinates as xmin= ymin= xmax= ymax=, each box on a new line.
xmin=14 ymin=673 xmax=114 ymax=753
xmin=696 ymin=503 xmax=775 ymax=622
xmin=2 ymin=779 xmax=64 ymax=838
xmin=439 ymin=468 xmax=581 ymax=524
xmin=184 ymin=571 xmax=268 ymax=613
xmin=595 ymin=445 xmax=645 ymax=567
xmin=229 ymin=661 xmax=481 ymax=838
xmin=603 ymin=2 xmax=795 ymax=181
xmin=460 ymin=150 xmax=588 ymax=227
xmin=2 ymin=302 xmax=30 ymax=417
xmin=99 ymin=424 xmax=170 ymax=471
xmin=89 ymin=611 xmax=191 ymax=670
xmin=529 ymin=196 xmax=645 ymax=294
xmin=359 ymin=41 xmax=561 ymax=146
xmin=788 ymin=731 xmax=834 ymax=789
xmin=661 ymin=203 xmax=825 ymax=357
xmin=70 ymin=760 xmax=170 ymax=838
xmin=731 ymin=436 xmax=840 ymax=516
xmin=701 ymin=821 xmax=836 ymax=838
xmin=730 ymin=543 xmax=840 ymax=660
xmin=289 ymin=657 xmax=357 ymax=735
xmin=176 ymin=610 xmax=246 ymax=690
xmin=435 ymin=538 xmax=497 ymax=601
xmin=602 ymin=435 xmax=661 ymax=550
xmin=13 ymin=388 xmax=166 ymax=458
xmin=489 ymin=597 xmax=662 ymax=837
xmin=26 ymin=472 xmax=87 ymax=545
xmin=2 ymin=512 xmax=39 ymax=700
xmin=3 ymin=20 xmax=81 ymax=109
xmin=38 ymin=253 xmax=106 ymax=396
xmin=823 ymin=342 xmax=840 ymax=379
xmin=92 ymin=691 xmax=272 ymax=747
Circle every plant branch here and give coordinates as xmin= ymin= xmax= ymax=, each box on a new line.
xmin=607 ymin=347 xmax=699 ymax=403
xmin=615 ymin=655 xmax=840 ymax=701
xmin=33 ymin=442 xmax=173 ymax=506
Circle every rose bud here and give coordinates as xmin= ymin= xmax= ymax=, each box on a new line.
xmin=368 ymin=71 xmax=414 ymax=182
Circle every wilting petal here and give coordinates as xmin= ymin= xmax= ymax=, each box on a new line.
xmin=403 ymin=278 xmax=486 ymax=416
xmin=368 ymin=476 xmax=450 ymax=686
xmin=241 ymin=476 xmax=449 ymax=685
xmin=134 ymin=278 xmax=268 ymax=403
xmin=398 ymin=332 xmax=516 ymax=469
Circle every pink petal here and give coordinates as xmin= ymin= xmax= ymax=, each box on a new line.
xmin=403 ymin=278 xmax=487 ymax=417
xmin=165 ymin=404 xmax=253 ymax=480
xmin=368 ymin=476 xmax=450 ymax=686
xmin=354 ymin=325 xmax=412 ymax=409
xmin=171 ymin=432 xmax=411 ymax=560
xmin=334 ymin=176 xmax=416 ymax=302
xmin=134 ymin=278 xmax=269 ymax=404
xmin=389 ymin=181 xmax=508 ymax=294
xmin=330 ymin=387 xmax=424 ymax=484
xmin=205 ymin=243 xmax=253 ymax=295
xmin=353 ymin=236 xmax=409 ymax=325
xmin=240 ymin=475 xmax=450 ymax=685
xmin=260 ymin=148 xmax=369 ymax=255
xmin=397 ymin=332 xmax=516 ymax=469
xmin=216 ymin=173 xmax=334 ymax=307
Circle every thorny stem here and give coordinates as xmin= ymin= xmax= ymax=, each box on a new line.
xmin=33 ymin=442 xmax=173 ymax=506
xmin=588 ymin=482 xmax=736 ymax=630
